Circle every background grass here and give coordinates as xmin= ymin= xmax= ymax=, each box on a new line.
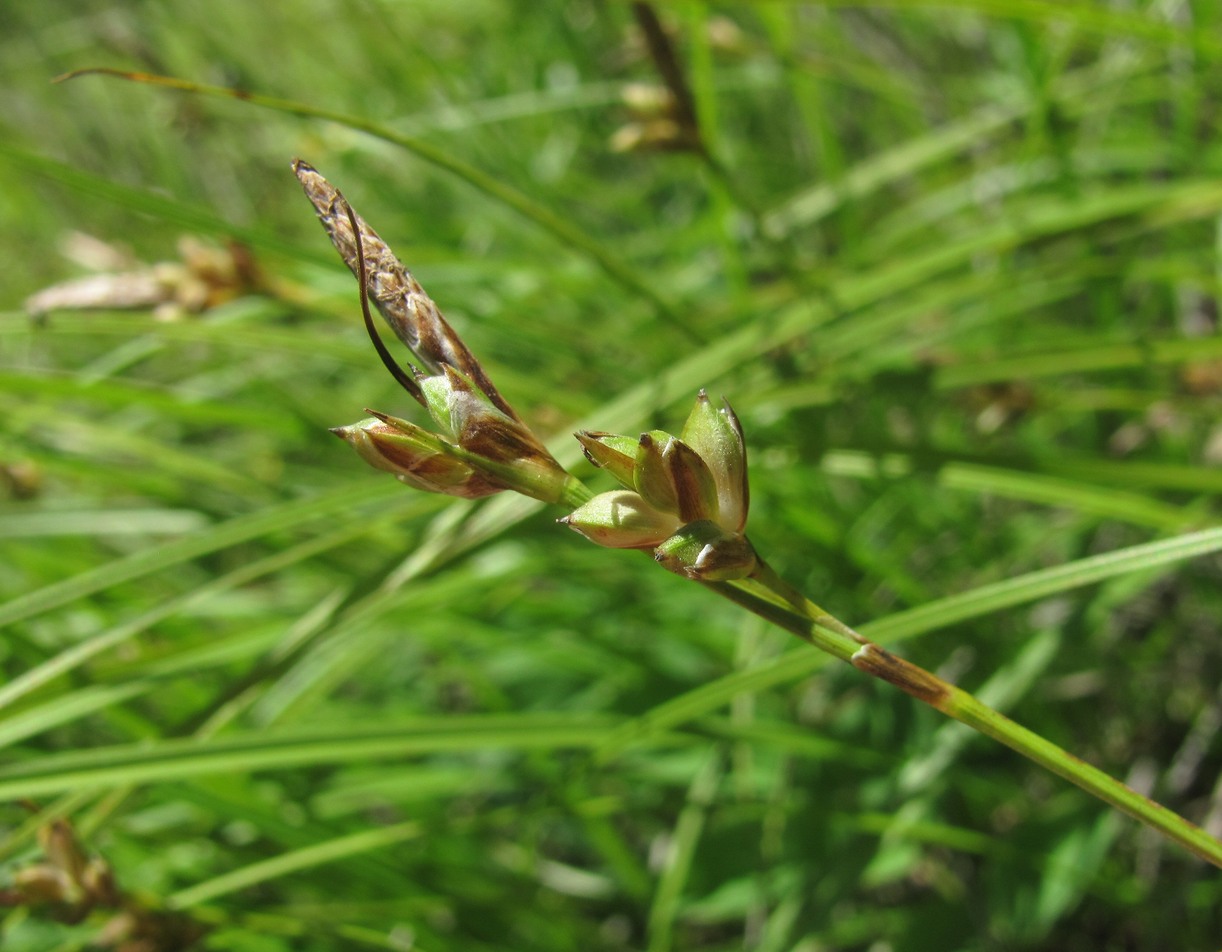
xmin=2 ymin=1 xmax=1222 ymax=949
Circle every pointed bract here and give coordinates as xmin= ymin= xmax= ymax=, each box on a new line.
xmin=575 ymin=431 xmax=639 ymax=489
xmin=330 ymin=416 xmax=502 ymax=498
xmin=563 ymin=392 xmax=755 ymax=576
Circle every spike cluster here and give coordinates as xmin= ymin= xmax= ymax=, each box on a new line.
xmin=297 ymin=161 xmax=754 ymax=575
xmin=294 ymin=160 xmax=574 ymax=505
xmin=560 ymin=391 xmax=757 ymax=581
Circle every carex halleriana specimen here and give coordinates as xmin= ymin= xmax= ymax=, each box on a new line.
xmin=296 ymin=160 xmax=756 ymax=580
xmin=293 ymin=163 xmax=1222 ymax=867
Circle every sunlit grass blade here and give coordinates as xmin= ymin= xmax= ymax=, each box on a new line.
xmin=0 ymin=141 xmax=315 ymax=263
xmin=0 ymin=482 xmax=412 ymax=632
xmin=0 ymin=503 xmax=432 ymax=713
xmin=0 ymin=715 xmax=628 ymax=800
xmin=168 ymin=822 xmax=424 ymax=909
xmin=819 ymin=452 xmax=1198 ymax=531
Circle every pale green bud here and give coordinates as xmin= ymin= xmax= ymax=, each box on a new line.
xmin=557 ymin=490 xmax=681 ymax=548
xmin=652 ymin=520 xmax=758 ymax=581
xmin=681 ymin=390 xmax=748 ymax=533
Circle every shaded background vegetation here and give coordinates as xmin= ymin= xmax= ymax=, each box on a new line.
xmin=2 ymin=1 xmax=1221 ymax=949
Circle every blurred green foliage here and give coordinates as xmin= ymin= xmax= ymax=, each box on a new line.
xmin=1 ymin=1 xmax=1221 ymax=949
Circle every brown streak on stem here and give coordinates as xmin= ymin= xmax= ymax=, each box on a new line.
xmin=54 ymin=67 xmax=255 ymax=101
xmin=54 ymin=67 xmax=145 ymax=85
xmin=851 ymin=643 xmax=952 ymax=709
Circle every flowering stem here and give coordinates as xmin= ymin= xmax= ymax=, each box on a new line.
xmin=289 ymin=157 xmax=1221 ymax=867
xmin=706 ymin=559 xmax=1222 ymax=869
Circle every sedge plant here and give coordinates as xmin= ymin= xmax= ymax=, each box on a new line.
xmin=297 ymin=160 xmax=1222 ymax=870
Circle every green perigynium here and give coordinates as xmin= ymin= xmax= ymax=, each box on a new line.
xmin=652 ymin=520 xmax=758 ymax=581
xmin=562 ymin=391 xmax=757 ymax=580
xmin=555 ymin=489 xmax=681 ymax=548
xmin=680 ymin=387 xmax=749 ymax=533
xmin=635 ymin=430 xmax=720 ymax=523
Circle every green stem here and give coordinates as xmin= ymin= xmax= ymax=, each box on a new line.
xmin=706 ymin=556 xmax=1222 ymax=869
xmin=560 ymin=476 xmax=595 ymax=509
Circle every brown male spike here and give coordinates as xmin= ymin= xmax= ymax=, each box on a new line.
xmin=292 ymin=159 xmax=521 ymax=422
